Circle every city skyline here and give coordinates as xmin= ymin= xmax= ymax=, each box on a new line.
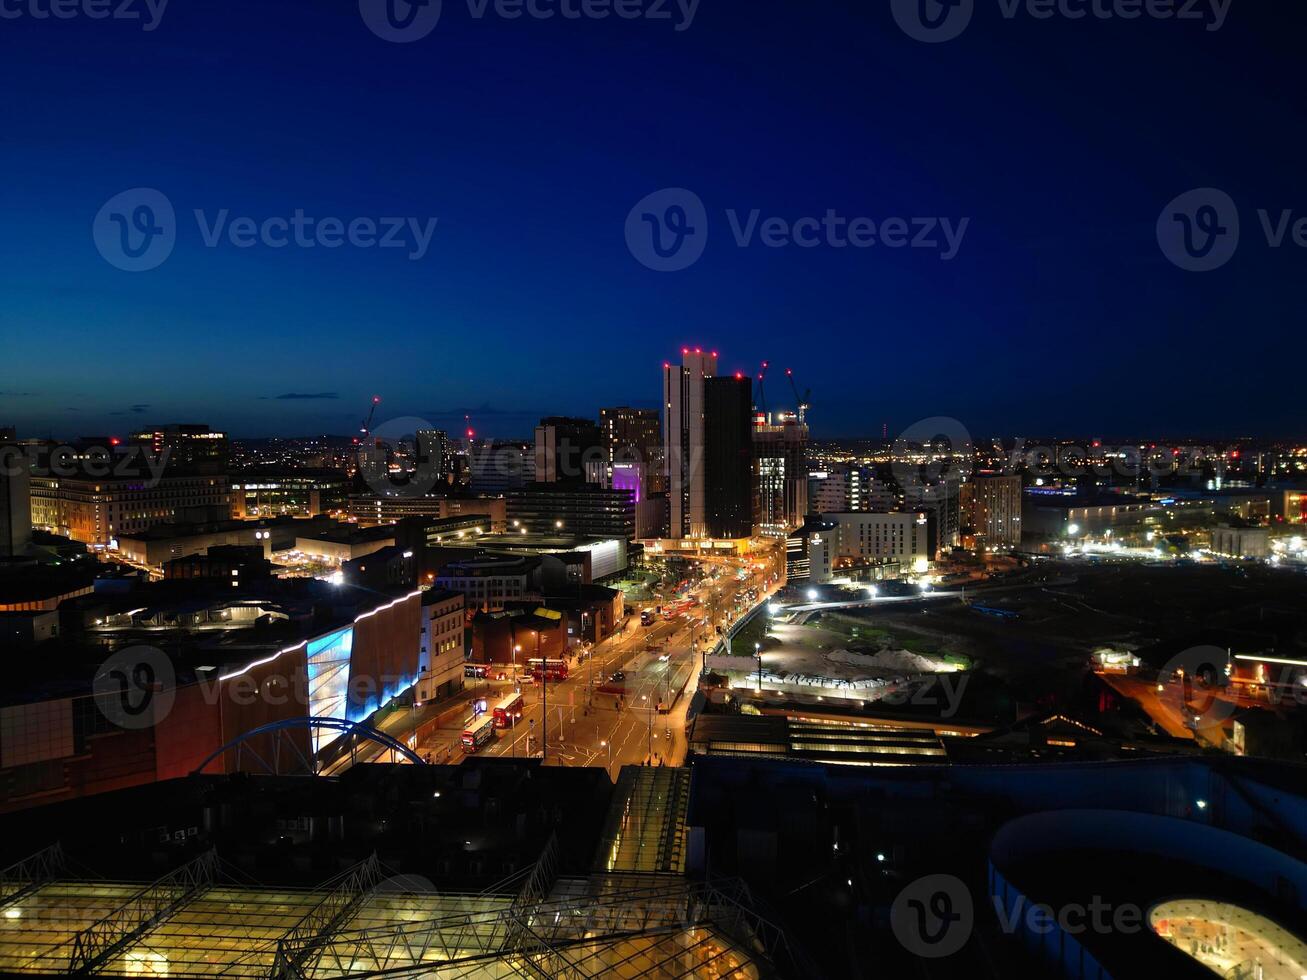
xmin=4 ymin=2 xmax=1305 ymax=439
xmin=5 ymin=3 xmax=1307 ymax=977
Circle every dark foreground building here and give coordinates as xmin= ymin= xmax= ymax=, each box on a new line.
xmin=2 ymin=751 xmax=1306 ymax=979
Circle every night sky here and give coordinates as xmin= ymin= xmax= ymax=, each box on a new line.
xmin=1 ymin=0 xmax=1302 ymax=440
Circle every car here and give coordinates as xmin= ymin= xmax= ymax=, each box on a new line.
xmin=610 ymin=670 xmax=626 ymax=682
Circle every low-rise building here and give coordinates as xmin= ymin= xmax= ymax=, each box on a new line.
xmin=293 ymin=524 xmax=396 ymax=564
xmin=345 ymin=493 xmax=506 ymax=529
xmin=819 ymin=511 xmax=930 ymax=571
xmin=434 ymin=554 xmax=550 ymax=610
xmin=416 ymin=588 xmax=466 ymax=704
xmin=506 ymin=482 xmax=635 ymax=541
xmin=231 ymin=469 xmax=349 ymax=518
xmin=31 ymin=472 xmax=233 ymax=546
xmin=469 ymin=605 xmax=569 ymax=666
xmin=1209 ymin=523 xmax=1271 ymax=559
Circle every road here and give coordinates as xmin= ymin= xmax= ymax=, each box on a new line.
xmin=411 ymin=552 xmax=783 ymax=774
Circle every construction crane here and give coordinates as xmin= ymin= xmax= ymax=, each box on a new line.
xmin=785 ymin=368 xmax=810 ymax=425
xmin=756 ymin=361 xmax=770 ymax=419
xmin=357 ymin=395 xmax=381 ymax=444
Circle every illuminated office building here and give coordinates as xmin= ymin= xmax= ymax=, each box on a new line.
xmin=663 ymin=348 xmax=717 ymax=537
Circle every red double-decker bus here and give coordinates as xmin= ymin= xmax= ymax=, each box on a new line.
xmin=527 ymin=658 xmax=569 ymax=681
xmin=461 ymin=715 xmax=495 ymax=752
xmin=492 ymin=693 xmax=524 ymax=728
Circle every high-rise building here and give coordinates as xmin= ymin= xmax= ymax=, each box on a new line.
xmin=129 ymin=424 xmax=228 ymax=474
xmin=534 ymin=417 xmax=601 ymax=485
xmin=416 ymin=429 xmax=451 ymax=483
xmin=703 ymin=375 xmax=753 ymax=540
xmin=960 ymin=474 xmax=1023 ymax=551
xmin=752 ymin=411 xmax=808 ymax=536
xmin=0 ymin=427 xmax=32 ymax=557
xmin=809 ymin=463 xmax=898 ymax=515
xmin=467 ymin=441 xmax=534 ymax=494
xmin=663 ymin=349 xmax=717 ymax=537
xmin=599 ymin=407 xmax=661 ymax=492
xmin=905 ymin=477 xmax=961 ymax=557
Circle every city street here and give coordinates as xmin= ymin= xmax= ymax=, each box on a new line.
xmin=414 ymin=552 xmax=782 ymax=774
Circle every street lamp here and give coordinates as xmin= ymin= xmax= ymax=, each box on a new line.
xmin=755 ymin=642 xmax=763 ymax=692
xmin=532 ymin=629 xmax=546 ymax=762
xmin=641 ymin=694 xmax=652 ymax=764
xmin=600 ymin=738 xmax=611 ymax=777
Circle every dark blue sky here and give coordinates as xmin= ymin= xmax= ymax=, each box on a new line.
xmin=1 ymin=0 xmax=1302 ymax=440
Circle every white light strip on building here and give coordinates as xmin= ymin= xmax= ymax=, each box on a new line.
xmin=1234 ymin=654 xmax=1307 ymax=667
xmin=218 ymin=640 xmax=308 ymax=682
xmin=217 ymin=589 xmax=421 ymax=681
xmin=354 ymin=588 xmax=422 ymax=622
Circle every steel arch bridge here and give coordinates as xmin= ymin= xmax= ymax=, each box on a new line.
xmin=191 ymin=717 xmax=426 ymax=776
